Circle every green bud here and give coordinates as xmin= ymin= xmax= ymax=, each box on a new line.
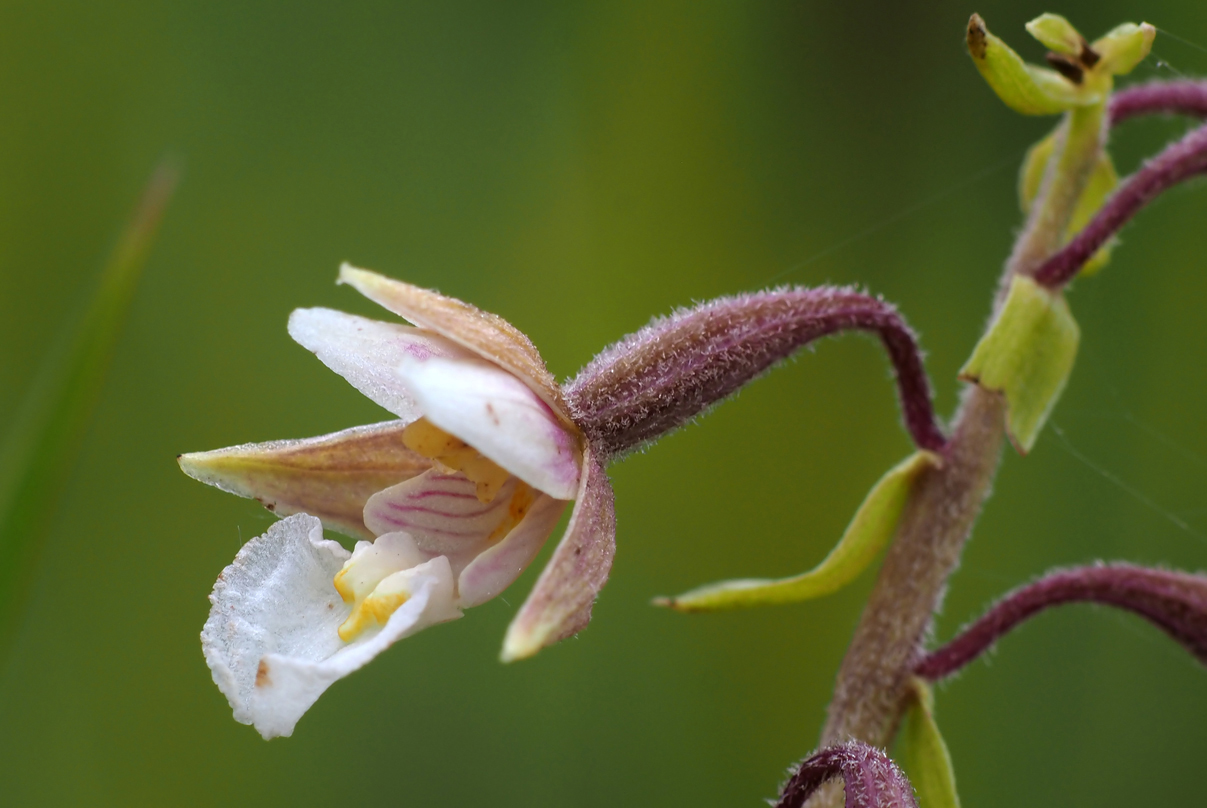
xmin=960 ymin=275 xmax=1080 ymax=453
xmin=1025 ymin=13 xmax=1084 ymax=57
xmin=966 ymin=14 xmax=1099 ymax=115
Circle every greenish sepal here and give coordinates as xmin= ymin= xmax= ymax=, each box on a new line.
xmin=1092 ymin=22 xmax=1156 ymax=76
xmin=960 ymin=275 xmax=1080 ymax=453
xmin=1019 ymin=128 xmax=1058 ymax=214
xmin=653 ymin=451 xmax=940 ymax=612
xmin=899 ymin=679 xmax=962 ymax=808
xmin=967 ymin=15 xmax=1099 ymax=115
xmin=1025 ymin=13 xmax=1083 ymax=56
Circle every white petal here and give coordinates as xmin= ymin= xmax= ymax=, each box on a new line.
xmin=457 ymin=493 xmax=567 ymax=608
xmin=399 ymin=355 xmax=580 ymax=500
xmin=201 ymin=514 xmax=461 ymax=740
xmin=363 ymin=470 xmax=521 ymax=576
xmin=287 ymin=307 xmax=474 ymax=420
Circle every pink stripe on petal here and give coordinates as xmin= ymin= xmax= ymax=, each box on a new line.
xmin=458 ymin=494 xmax=568 ymax=608
xmin=364 ymin=470 xmax=521 ymax=572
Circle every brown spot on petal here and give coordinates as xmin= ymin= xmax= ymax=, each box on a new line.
xmin=485 ymin=402 xmax=500 ymax=426
xmin=255 ymin=659 xmax=272 ymax=688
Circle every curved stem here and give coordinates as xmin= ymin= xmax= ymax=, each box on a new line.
xmin=913 ymin=564 xmax=1207 ymax=682
xmin=1035 ymin=121 xmax=1207 ymax=288
xmin=776 ymin=742 xmax=918 ymax=808
xmin=1110 ymin=80 xmax=1207 ymax=125
xmin=566 ymin=288 xmax=946 ymax=456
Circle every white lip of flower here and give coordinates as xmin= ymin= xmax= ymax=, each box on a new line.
xmin=186 ymin=265 xmax=616 ymax=739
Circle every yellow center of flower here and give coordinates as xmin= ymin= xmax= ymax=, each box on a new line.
xmin=332 ymin=538 xmax=422 ymax=641
xmin=402 ymin=417 xmax=511 ymax=502
xmin=336 ymin=587 xmax=409 ymax=642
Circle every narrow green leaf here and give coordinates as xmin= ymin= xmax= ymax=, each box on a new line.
xmin=654 ymin=451 xmax=939 ymax=612
xmin=960 ymin=274 xmax=1079 ymax=454
xmin=0 ymin=161 xmax=178 ymax=655
xmin=899 ymin=679 xmax=962 ymax=808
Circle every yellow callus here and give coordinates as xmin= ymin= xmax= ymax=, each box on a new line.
xmin=338 ymin=578 xmax=410 ymax=641
xmin=332 ymin=536 xmax=424 ymax=641
xmin=402 ymin=417 xmax=511 ymax=503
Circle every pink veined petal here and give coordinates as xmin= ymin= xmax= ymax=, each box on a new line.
xmin=399 ymin=355 xmax=581 ymax=500
xmin=363 ymin=470 xmax=521 ymax=576
xmin=501 ymin=445 xmax=615 ymax=662
xmin=287 ymin=307 xmax=474 ymax=421
xmin=457 ymin=494 xmax=568 ymax=609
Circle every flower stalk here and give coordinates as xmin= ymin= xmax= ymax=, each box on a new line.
xmin=913 ymin=564 xmax=1207 ymax=682
xmin=775 ymin=742 xmax=918 ymax=808
xmin=1035 ymin=120 xmax=1207 ymax=288
xmin=566 ymin=287 xmax=946 ymax=456
xmin=1110 ymin=79 xmax=1207 ymax=124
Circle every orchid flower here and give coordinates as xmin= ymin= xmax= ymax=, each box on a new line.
xmin=182 ymin=264 xmax=948 ymax=739
xmin=181 ymin=264 xmax=615 ymax=738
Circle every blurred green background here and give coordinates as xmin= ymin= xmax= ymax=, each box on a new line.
xmin=1 ymin=1 xmax=1204 ymax=805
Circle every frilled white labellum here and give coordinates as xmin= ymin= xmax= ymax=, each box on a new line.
xmin=202 ymin=514 xmax=461 ymax=739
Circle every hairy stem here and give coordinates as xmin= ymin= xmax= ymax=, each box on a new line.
xmin=566 ymin=288 xmax=946 ymax=456
xmin=776 ymin=742 xmax=917 ymax=808
xmin=1003 ymin=103 xmax=1108 ymax=284
xmin=805 ymin=101 xmax=1107 ymax=804
xmin=819 ymin=385 xmax=1004 ymax=747
xmin=914 ymin=564 xmax=1207 ymax=681
xmin=1110 ymin=80 xmax=1207 ymax=125
xmin=1035 ymin=121 xmax=1207 ymax=288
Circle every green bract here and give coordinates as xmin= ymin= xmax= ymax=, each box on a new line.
xmin=900 ymin=679 xmax=962 ymax=808
xmin=654 ymin=451 xmax=939 ymax=611
xmin=960 ymin=275 xmax=1080 ymax=453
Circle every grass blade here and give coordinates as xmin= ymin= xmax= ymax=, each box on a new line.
xmin=0 ymin=160 xmax=178 ymax=658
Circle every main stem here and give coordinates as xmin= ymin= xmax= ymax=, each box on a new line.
xmin=815 ymin=103 xmax=1106 ymax=762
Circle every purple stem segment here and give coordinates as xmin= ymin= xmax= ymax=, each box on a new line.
xmin=775 ymin=742 xmax=918 ymax=808
xmin=1110 ymin=80 xmax=1207 ymax=125
xmin=565 ymin=287 xmax=945 ymax=458
xmin=1034 ymin=121 xmax=1207 ymax=288
xmin=913 ymin=564 xmax=1207 ymax=682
